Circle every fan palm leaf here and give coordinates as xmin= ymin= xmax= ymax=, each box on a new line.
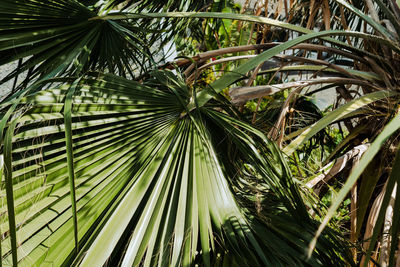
xmin=0 ymin=70 xmax=352 ymax=266
xmin=0 ymin=0 xmax=163 ymax=95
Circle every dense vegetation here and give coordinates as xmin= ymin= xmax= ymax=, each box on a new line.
xmin=0 ymin=0 xmax=399 ymax=266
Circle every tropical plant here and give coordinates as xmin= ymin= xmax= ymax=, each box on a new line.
xmin=161 ymin=0 xmax=400 ymax=265
xmin=0 ymin=0 xmax=355 ymax=266
xmin=184 ymin=0 xmax=400 ymax=265
xmin=1 ymin=0 xmax=399 ymax=266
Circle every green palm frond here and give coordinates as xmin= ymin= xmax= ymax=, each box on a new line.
xmin=0 ymin=0 xmax=153 ymax=94
xmin=0 ymin=71 xmax=351 ymax=266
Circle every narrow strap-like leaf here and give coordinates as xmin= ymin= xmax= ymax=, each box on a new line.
xmin=334 ymin=0 xmax=396 ymax=39
xmin=103 ymin=12 xmax=391 ymax=60
xmin=64 ymin=79 xmax=81 ymax=253
xmin=4 ymin=120 xmax=18 ymax=266
xmin=308 ymin=112 xmax=400 ymax=259
xmin=283 ymin=90 xmax=398 ymax=155
xmin=389 ymin=179 xmax=400 ymax=266
xmin=374 ymin=0 xmax=400 ymax=37
xmin=192 ymin=29 xmax=398 ymax=108
xmin=364 ymin=145 xmax=400 ymax=266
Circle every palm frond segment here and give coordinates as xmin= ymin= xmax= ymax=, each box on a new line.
xmin=0 ymin=0 xmax=150 ymax=94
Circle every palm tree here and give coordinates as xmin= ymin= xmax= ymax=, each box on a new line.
xmin=2 ymin=0 xmax=399 ymax=266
